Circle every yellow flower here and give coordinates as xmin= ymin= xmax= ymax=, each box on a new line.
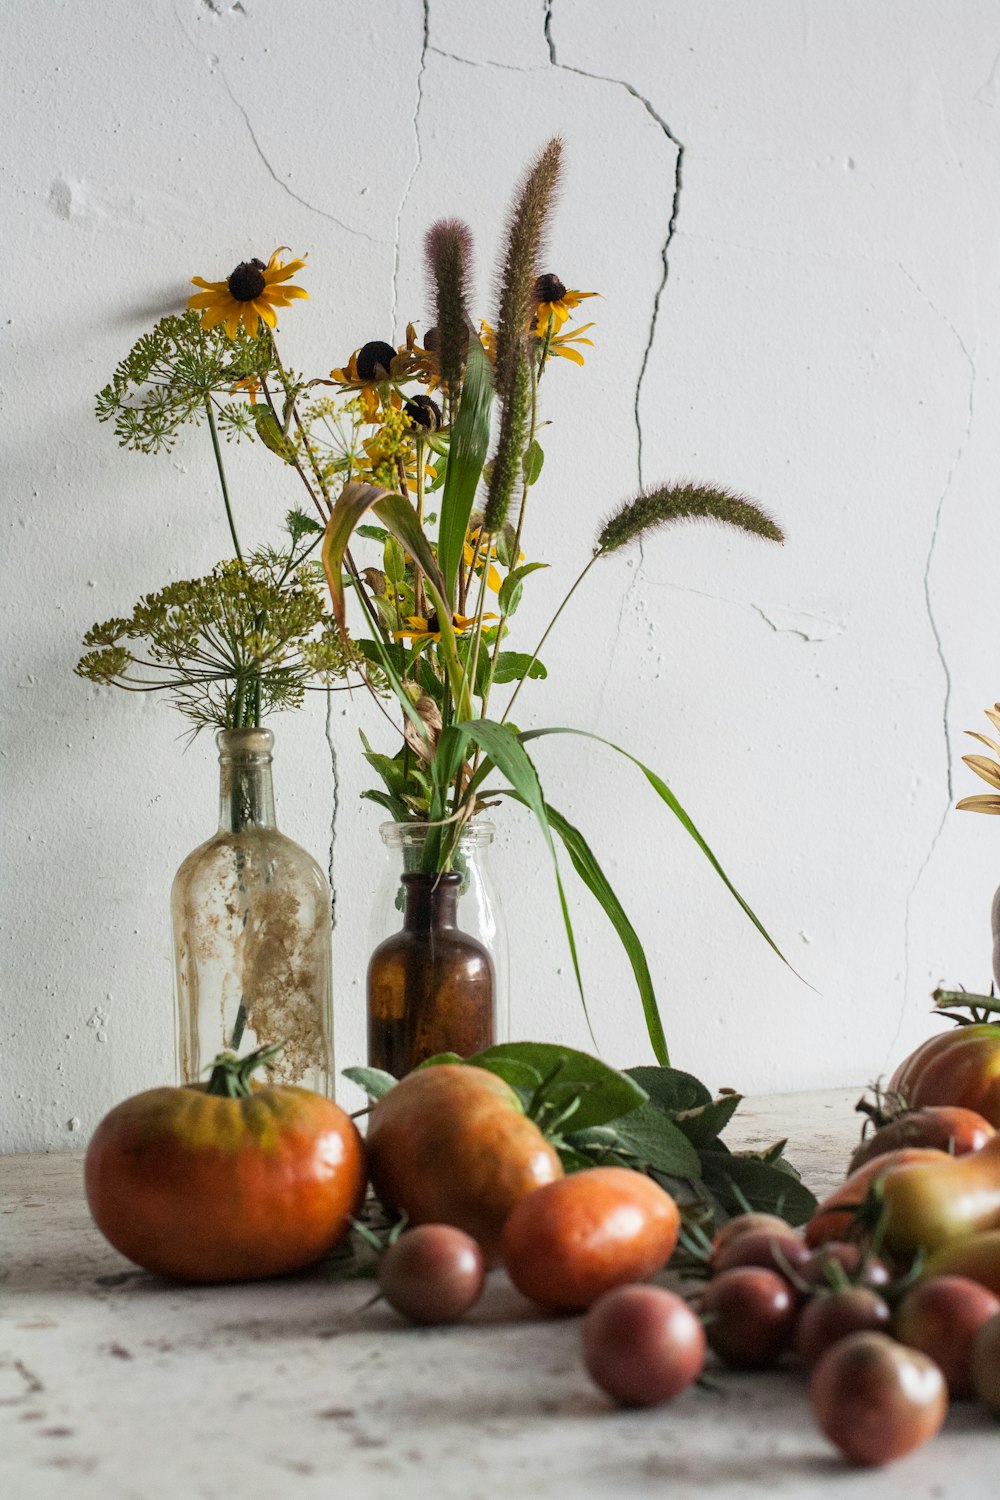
xmin=544 ymin=321 xmax=596 ymax=367
xmin=957 ymin=703 xmax=1000 ymax=814
xmin=479 ymin=320 xmax=497 ymax=365
xmin=188 ymin=248 xmax=307 ymax=339
xmin=394 ymin=611 xmax=497 ymax=643
xmin=532 ymin=274 xmax=598 ymax=336
xmin=331 ymin=329 xmax=430 ymax=422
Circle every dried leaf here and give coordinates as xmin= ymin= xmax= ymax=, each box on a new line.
xmin=962 ymin=754 xmax=1000 ymax=789
xmin=956 ymin=794 xmax=1000 ymax=814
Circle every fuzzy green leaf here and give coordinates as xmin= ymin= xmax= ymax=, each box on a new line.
xmin=342 ymin=1065 xmax=397 ymax=1100
xmin=467 ymin=1042 xmax=647 ymax=1130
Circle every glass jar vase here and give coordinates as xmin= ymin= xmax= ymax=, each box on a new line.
xmin=366 ymin=821 xmax=510 ymax=1075
xmin=171 ymin=727 xmax=333 ymax=1093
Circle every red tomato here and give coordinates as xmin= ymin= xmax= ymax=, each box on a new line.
xmin=377 ymin=1225 xmax=485 ymax=1325
xmin=501 ymin=1166 xmax=680 ymax=1311
xmin=365 ymin=1064 xmax=562 ymax=1265
xmin=805 ymin=1148 xmax=944 ymax=1247
xmin=794 ymin=1287 xmax=892 ymax=1368
xmin=849 ymin=1106 xmax=994 ymax=1173
xmin=890 ymin=1024 xmax=1000 ymax=1126
xmin=810 ymin=1333 xmax=948 ymax=1466
xmin=85 ymin=1047 xmax=365 ymax=1283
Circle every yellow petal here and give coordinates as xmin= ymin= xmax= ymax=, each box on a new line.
xmin=256 ymin=301 xmax=277 ymax=330
xmin=200 ymin=304 xmax=230 ymax=329
xmin=190 ymin=276 xmax=229 ymax=292
xmin=486 ymin=563 xmax=503 ymax=592
xmin=187 ymin=290 xmax=223 ymax=309
xmin=550 ymin=344 xmax=586 ymax=365
xmin=956 ymin=795 xmax=1000 ymax=813
xmin=963 ymin=754 xmax=1000 ymax=788
xmin=225 ymin=309 xmax=243 ymax=340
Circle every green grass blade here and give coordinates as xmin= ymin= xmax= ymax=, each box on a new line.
xmin=496 ymin=790 xmax=669 ymax=1065
xmin=519 ymin=727 xmax=802 ymax=980
xmin=437 ymin=337 xmax=494 ymax=606
xmin=459 ymin=719 xmax=597 ymax=1049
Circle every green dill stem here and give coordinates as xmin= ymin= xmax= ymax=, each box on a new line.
xmin=500 ymin=552 xmax=600 ymax=726
xmin=206 ymin=401 xmax=243 ymax=563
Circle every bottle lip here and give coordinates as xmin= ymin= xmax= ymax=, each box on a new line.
xmin=379 ymin=819 xmax=495 ymax=849
xmin=401 ymin=870 xmax=463 ymax=887
xmin=217 ymin=727 xmax=274 ymax=759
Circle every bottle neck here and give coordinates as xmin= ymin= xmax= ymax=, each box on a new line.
xmin=402 ymin=873 xmax=461 ymax=932
xmin=216 ymin=728 xmax=277 ymax=833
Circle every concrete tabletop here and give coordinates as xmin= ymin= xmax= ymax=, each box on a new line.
xmin=1 ymin=1088 xmax=994 ymax=1500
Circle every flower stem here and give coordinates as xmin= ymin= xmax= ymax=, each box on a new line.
xmin=206 ymin=400 xmax=243 ymax=563
xmin=501 ymin=552 xmax=600 ymax=725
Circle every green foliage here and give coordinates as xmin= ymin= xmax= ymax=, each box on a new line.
xmin=95 ymin=311 xmax=273 ymax=454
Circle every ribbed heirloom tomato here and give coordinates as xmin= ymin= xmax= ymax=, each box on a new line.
xmin=501 ymin=1166 xmax=680 ymax=1310
xmin=85 ymin=1046 xmax=365 ymax=1283
xmin=365 ymin=1063 xmax=563 ymax=1264
xmin=890 ymin=1022 xmax=1000 ymax=1126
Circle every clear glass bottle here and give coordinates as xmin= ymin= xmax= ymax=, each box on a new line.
xmin=366 ymin=821 xmax=510 ymax=1074
xmin=171 ymin=728 xmax=333 ymax=1093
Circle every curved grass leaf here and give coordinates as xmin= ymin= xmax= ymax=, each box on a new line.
xmin=497 ymin=791 xmax=669 ymax=1066
xmin=519 ymin=727 xmax=800 ymax=979
xmin=437 ymin=336 xmax=494 ymax=605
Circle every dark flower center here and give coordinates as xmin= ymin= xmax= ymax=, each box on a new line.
xmin=356 ymin=340 xmax=397 ymax=380
xmin=422 ymin=326 xmax=440 ymax=352
xmin=533 ymin=273 xmax=566 ymax=304
xmin=425 ymin=612 xmax=441 ymax=634
xmin=228 ymin=260 xmax=267 ymax=302
xmin=404 ymin=395 xmax=442 ymax=431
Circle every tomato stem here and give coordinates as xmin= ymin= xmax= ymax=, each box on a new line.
xmin=204 ymin=1042 xmax=285 ymax=1098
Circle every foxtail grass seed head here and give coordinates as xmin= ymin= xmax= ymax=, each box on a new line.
xmin=425 ymin=218 xmax=473 ymax=392
xmin=493 ymin=137 xmax=563 ymax=396
xmin=482 ymin=354 xmax=531 ymax=534
xmin=596 ymin=484 xmax=784 ymax=555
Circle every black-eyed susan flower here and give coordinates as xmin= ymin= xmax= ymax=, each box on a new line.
xmin=543 ymin=320 xmax=596 ymax=367
xmin=462 ymin=526 xmax=508 ymax=593
xmin=188 ymin=249 xmax=307 ymax=339
xmin=394 ymin=611 xmax=497 ymax=644
xmin=531 ymin=273 xmax=597 ymax=336
xmin=331 ymin=328 xmax=431 ymax=422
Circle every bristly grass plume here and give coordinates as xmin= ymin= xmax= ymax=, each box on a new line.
xmin=596 ymin=483 xmax=784 ymax=555
xmin=425 ymin=219 xmax=473 ymax=396
xmin=483 ymin=136 xmax=563 ymax=535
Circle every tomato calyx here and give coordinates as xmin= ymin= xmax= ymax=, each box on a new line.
xmin=204 ymin=1042 xmax=285 ymax=1099
xmin=855 ymin=1084 xmax=910 ymax=1133
xmin=932 ymin=987 xmax=1000 ymax=1028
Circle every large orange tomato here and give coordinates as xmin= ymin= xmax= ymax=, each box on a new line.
xmin=890 ymin=1023 xmax=1000 ymax=1125
xmin=85 ymin=1046 xmax=365 ymax=1283
xmin=365 ymin=1063 xmax=562 ymax=1264
xmin=501 ymin=1165 xmax=680 ymax=1310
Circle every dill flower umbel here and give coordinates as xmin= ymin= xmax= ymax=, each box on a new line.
xmin=189 ymin=248 xmax=308 ymax=338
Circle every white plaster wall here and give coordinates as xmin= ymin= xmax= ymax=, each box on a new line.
xmin=4 ymin=0 xmax=1000 ymax=1153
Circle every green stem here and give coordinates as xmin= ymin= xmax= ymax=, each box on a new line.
xmin=206 ymin=400 xmax=243 ymax=563
xmin=501 ymin=552 xmax=601 ymax=726
xmin=204 ymin=1042 xmax=285 ymax=1098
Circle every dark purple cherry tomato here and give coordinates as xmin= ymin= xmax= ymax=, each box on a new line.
xmin=700 ymin=1267 xmax=797 ymax=1368
xmin=895 ymin=1275 xmax=1000 ymax=1396
xmin=795 ymin=1287 xmax=892 ymax=1368
xmin=378 ymin=1224 xmax=486 ymax=1324
xmin=714 ymin=1229 xmax=811 ymax=1284
xmin=581 ymin=1285 xmax=706 ymax=1406
xmin=810 ymin=1332 xmax=947 ymax=1466
xmin=972 ymin=1310 xmax=1000 ymax=1411
xmin=800 ymin=1242 xmax=891 ymax=1292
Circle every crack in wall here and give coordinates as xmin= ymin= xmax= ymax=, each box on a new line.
xmin=391 ymin=0 xmax=430 ymax=339
xmin=218 ymin=73 xmax=386 ymax=245
xmin=890 ymin=260 xmax=977 ymax=1065
xmin=545 ymin=0 xmax=686 ymax=712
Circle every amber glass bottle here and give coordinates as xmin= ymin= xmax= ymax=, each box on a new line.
xmin=367 ymin=871 xmax=495 ymax=1076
